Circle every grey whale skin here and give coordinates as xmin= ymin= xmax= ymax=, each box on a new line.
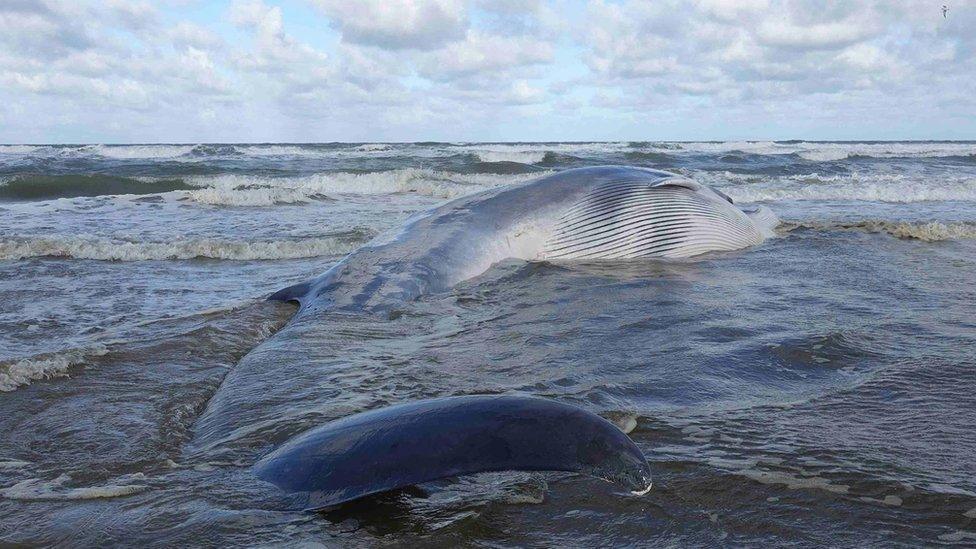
xmin=269 ymin=166 xmax=778 ymax=313
xmin=253 ymin=395 xmax=652 ymax=508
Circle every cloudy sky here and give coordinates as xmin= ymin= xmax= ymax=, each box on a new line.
xmin=0 ymin=0 xmax=973 ymax=143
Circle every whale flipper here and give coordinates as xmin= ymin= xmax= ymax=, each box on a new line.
xmin=541 ymin=178 xmax=764 ymax=260
xmin=268 ymin=279 xmax=313 ymax=304
xmin=253 ymin=395 xmax=652 ymax=509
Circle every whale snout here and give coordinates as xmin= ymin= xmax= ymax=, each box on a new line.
xmin=743 ymin=205 xmax=781 ymax=237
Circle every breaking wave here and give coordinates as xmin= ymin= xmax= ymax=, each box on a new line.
xmin=707 ymin=173 xmax=976 ymax=203
xmin=0 ymin=175 xmax=194 ymax=200
xmin=0 ymin=170 xmax=544 ymax=204
xmin=784 ymin=220 xmax=976 ymax=242
xmin=355 ymin=143 xmax=393 ymax=152
xmin=0 ymin=232 xmax=372 ymax=261
xmin=0 ymin=346 xmax=109 ymax=392
xmin=0 ymin=145 xmax=41 ymax=154
xmin=1 ymin=141 xmax=973 ymax=164
xmin=0 ymin=473 xmax=148 ymax=500
xmin=642 ymin=141 xmax=976 ymax=161
xmin=450 ymin=143 xmax=629 ymax=164
xmin=89 ymin=144 xmax=197 ymax=159
xmin=473 ymin=150 xmax=547 ymax=164
xmin=229 ymin=145 xmax=319 ymax=157
xmin=181 ymin=169 xmax=543 ymax=205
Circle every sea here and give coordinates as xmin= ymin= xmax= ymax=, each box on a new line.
xmin=1 ymin=141 xmax=975 ymax=546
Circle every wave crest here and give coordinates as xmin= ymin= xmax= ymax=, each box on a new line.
xmin=0 ymin=232 xmax=372 ymax=261
xmin=0 ymin=170 xmax=544 ymax=204
xmin=182 ymin=169 xmax=543 ymax=205
xmin=0 ymin=473 xmax=148 ymax=500
xmin=0 ymin=145 xmax=40 ymax=154
xmin=0 ymin=175 xmax=194 ymax=201
xmin=0 ymin=346 xmax=109 ymax=392
xmin=709 ymin=173 xmax=976 ymax=203
xmin=642 ymin=141 xmax=976 ymax=160
xmin=784 ymin=220 xmax=976 ymax=241
xmin=90 ymin=144 xmax=197 ymax=159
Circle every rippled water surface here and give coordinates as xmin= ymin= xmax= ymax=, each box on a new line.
xmin=2 ymin=142 xmax=976 ymax=546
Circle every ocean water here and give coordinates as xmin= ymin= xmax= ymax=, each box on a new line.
xmin=1 ymin=142 xmax=976 ymax=546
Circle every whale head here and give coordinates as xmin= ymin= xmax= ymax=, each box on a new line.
xmin=702 ymin=182 xmax=781 ymax=238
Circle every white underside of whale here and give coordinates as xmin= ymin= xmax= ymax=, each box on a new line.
xmin=444 ymin=174 xmax=778 ymax=286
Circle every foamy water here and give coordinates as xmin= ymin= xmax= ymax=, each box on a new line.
xmin=0 ymin=346 xmax=109 ymax=392
xmin=180 ymin=169 xmax=542 ymax=205
xmin=783 ymin=220 xmax=976 ymax=241
xmin=0 ymin=234 xmax=371 ymax=261
xmin=702 ymin=172 xmax=976 ymax=203
xmin=2 ymin=142 xmax=976 ymax=546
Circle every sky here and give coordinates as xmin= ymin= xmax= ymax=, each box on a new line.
xmin=0 ymin=0 xmax=973 ymax=143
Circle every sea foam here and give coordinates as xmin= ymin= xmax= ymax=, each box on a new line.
xmin=0 ymin=346 xmax=109 ymax=392
xmin=0 ymin=473 xmax=148 ymax=500
xmin=450 ymin=143 xmax=629 ymax=164
xmin=643 ymin=141 xmax=976 ymax=160
xmin=0 ymin=145 xmax=41 ymax=155
xmin=90 ymin=144 xmax=197 ymax=159
xmin=707 ymin=173 xmax=976 ymax=203
xmin=181 ymin=169 xmax=543 ymax=205
xmin=0 ymin=234 xmax=370 ymax=261
xmin=784 ymin=220 xmax=976 ymax=242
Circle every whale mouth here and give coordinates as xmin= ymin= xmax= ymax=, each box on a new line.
xmin=630 ymin=482 xmax=653 ymax=496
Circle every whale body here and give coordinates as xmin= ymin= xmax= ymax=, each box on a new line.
xmin=269 ymin=166 xmax=778 ymax=313
xmin=253 ymin=395 xmax=652 ymax=509
xmin=192 ymin=166 xmax=777 ymax=508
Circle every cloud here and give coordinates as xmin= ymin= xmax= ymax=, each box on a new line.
xmin=229 ymin=0 xmax=328 ymax=71
xmin=0 ymin=0 xmax=973 ymax=141
xmin=577 ymin=0 xmax=968 ymax=96
xmin=167 ymin=21 xmax=223 ymax=50
xmin=104 ymin=0 xmax=157 ymax=30
xmin=310 ymin=0 xmax=468 ymax=50
xmin=756 ymin=18 xmax=872 ymax=50
xmin=0 ymin=1 xmax=96 ymax=59
xmin=418 ymin=31 xmax=554 ymax=80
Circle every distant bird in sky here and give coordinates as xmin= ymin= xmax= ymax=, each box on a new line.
xmin=942 ymin=5 xmax=948 ymax=18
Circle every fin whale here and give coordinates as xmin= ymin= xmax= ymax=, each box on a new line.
xmin=192 ymin=166 xmax=777 ymax=508
xmin=253 ymin=395 xmax=652 ymax=509
xmin=268 ymin=166 xmax=778 ymax=313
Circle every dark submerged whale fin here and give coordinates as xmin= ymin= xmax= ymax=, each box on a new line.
xmin=268 ymin=279 xmax=313 ymax=304
xmin=253 ymin=395 xmax=652 ymax=509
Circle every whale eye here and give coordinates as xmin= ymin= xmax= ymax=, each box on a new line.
xmin=712 ymin=188 xmax=734 ymax=204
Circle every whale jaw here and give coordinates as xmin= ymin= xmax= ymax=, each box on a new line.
xmin=541 ymin=178 xmax=768 ymax=260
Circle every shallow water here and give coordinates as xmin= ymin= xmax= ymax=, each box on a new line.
xmin=2 ymin=142 xmax=976 ymax=546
